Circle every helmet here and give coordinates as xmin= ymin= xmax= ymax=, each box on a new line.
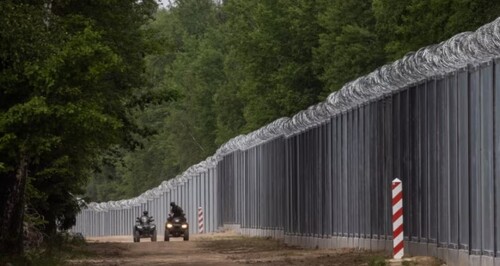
xmin=170 ymin=202 xmax=175 ymax=207
xmin=143 ymin=210 xmax=148 ymax=216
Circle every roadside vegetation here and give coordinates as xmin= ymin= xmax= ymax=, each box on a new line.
xmin=0 ymin=232 xmax=93 ymax=265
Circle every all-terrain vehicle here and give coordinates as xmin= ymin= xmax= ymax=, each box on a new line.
xmin=164 ymin=215 xmax=189 ymax=241
xmin=133 ymin=215 xmax=157 ymax=242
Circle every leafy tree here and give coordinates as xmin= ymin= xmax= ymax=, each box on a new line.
xmin=223 ymin=0 xmax=324 ymax=131
xmin=85 ymin=0 xmax=226 ymax=200
xmin=214 ymin=51 xmax=246 ymax=146
xmin=314 ymin=0 xmax=385 ymax=95
xmin=446 ymin=0 xmax=500 ymax=35
xmin=373 ymin=0 xmax=500 ymax=60
xmin=0 ymin=0 xmax=158 ymax=254
xmin=146 ymin=0 xmax=222 ymax=173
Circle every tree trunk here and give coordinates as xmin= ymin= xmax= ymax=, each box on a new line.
xmin=0 ymin=154 xmax=28 ymax=255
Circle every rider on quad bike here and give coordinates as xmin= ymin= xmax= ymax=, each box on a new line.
xmin=169 ymin=202 xmax=185 ymax=219
xmin=133 ymin=210 xmax=157 ymax=242
xmin=142 ymin=210 xmax=152 ymax=219
xmin=164 ymin=202 xmax=189 ymax=241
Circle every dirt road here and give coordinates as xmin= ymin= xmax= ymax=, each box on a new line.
xmin=67 ymin=231 xmax=440 ymax=265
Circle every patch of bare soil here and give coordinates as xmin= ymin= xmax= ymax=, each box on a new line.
xmin=67 ymin=231 xmax=441 ymax=266
xmin=196 ymin=234 xmax=386 ymax=265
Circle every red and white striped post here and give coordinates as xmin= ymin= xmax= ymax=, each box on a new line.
xmin=198 ymin=207 xmax=204 ymax=234
xmin=392 ymin=178 xmax=404 ymax=259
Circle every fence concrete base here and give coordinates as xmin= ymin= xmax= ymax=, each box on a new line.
xmin=470 ymin=255 xmax=482 ymax=266
xmin=427 ymin=243 xmax=438 ymax=258
xmin=410 ymin=242 xmax=428 ymax=256
xmin=437 ymin=247 xmax=447 ymax=263
xmin=330 ymin=237 xmax=338 ymax=248
xmin=371 ymin=238 xmax=386 ymax=251
xmin=406 ymin=241 xmax=416 ymax=256
xmin=318 ymin=237 xmax=329 ymax=248
xmin=360 ymin=238 xmax=370 ymax=250
xmin=458 ymin=250 xmax=470 ymax=266
xmin=482 ymin=256 xmax=495 ymax=266
xmin=339 ymin=237 xmax=349 ymax=248
xmin=447 ymin=249 xmax=459 ymax=265
xmin=222 ymin=224 xmax=241 ymax=232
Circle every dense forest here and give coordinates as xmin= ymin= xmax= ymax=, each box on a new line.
xmin=1 ymin=0 xmax=500 ymax=259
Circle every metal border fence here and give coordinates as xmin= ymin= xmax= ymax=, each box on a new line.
xmin=73 ymin=17 xmax=500 ymax=266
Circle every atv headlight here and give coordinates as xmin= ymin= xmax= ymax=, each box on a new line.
xmin=151 ymin=225 xmax=156 ymax=229
xmin=181 ymin=224 xmax=188 ymax=229
xmin=137 ymin=225 xmax=143 ymax=229
xmin=166 ymin=223 xmax=173 ymax=228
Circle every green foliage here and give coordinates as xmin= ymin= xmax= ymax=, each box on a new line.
xmin=0 ymin=0 xmax=160 ymax=252
xmin=0 ymin=231 xmax=91 ymax=266
xmin=373 ymin=0 xmax=500 ymax=60
xmin=315 ymin=0 xmax=385 ymax=95
xmin=368 ymin=256 xmax=387 ymax=266
xmin=223 ymin=0 xmax=324 ymax=130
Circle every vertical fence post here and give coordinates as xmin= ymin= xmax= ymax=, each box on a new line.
xmin=198 ymin=207 xmax=204 ymax=233
xmin=392 ymin=178 xmax=404 ymax=259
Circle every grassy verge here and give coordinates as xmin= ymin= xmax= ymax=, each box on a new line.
xmin=0 ymin=233 xmax=95 ymax=266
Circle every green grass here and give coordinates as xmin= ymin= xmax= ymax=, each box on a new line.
xmin=0 ymin=233 xmax=95 ymax=266
xmin=368 ymin=255 xmax=387 ymax=266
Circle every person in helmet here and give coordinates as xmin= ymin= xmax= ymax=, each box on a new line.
xmin=169 ymin=202 xmax=185 ymax=218
xmin=141 ymin=210 xmax=153 ymax=222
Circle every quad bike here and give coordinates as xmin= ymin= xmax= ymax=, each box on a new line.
xmin=164 ymin=215 xmax=189 ymax=241
xmin=133 ymin=216 xmax=157 ymax=242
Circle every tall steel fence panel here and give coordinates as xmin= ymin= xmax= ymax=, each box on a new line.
xmin=495 ymin=58 xmax=500 ymax=258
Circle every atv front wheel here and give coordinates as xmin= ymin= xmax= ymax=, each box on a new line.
xmin=164 ymin=230 xmax=170 ymax=241
xmin=151 ymin=229 xmax=157 ymax=242
xmin=133 ymin=230 xmax=140 ymax=243
xmin=183 ymin=230 xmax=189 ymax=241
